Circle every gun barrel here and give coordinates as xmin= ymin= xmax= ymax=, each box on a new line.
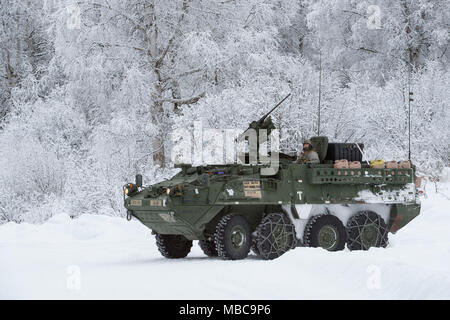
xmin=237 ymin=93 xmax=291 ymax=141
xmin=260 ymin=93 xmax=291 ymax=122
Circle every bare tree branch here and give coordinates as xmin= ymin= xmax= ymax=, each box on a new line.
xmin=342 ymin=10 xmax=366 ymax=18
xmin=162 ymin=66 xmax=205 ymax=82
xmin=344 ymin=43 xmax=410 ymax=65
xmin=91 ymin=42 xmax=146 ymax=52
xmin=155 ymin=0 xmax=188 ymax=67
xmin=157 ymin=91 xmax=206 ymax=105
xmin=87 ymin=1 xmax=151 ymax=46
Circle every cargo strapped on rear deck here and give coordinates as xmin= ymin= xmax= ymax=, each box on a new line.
xmin=308 ymin=167 xmax=414 ymax=185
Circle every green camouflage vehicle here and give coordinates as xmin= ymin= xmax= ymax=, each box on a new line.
xmin=123 ymin=102 xmax=421 ymax=260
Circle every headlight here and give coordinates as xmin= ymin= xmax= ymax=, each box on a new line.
xmin=124 ymin=183 xmax=136 ymax=196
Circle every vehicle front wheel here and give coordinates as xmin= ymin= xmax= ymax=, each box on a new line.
xmin=214 ymin=214 xmax=251 ymax=260
xmin=155 ymin=234 xmax=193 ymax=258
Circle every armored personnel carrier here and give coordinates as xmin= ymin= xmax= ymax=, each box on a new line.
xmin=123 ymin=99 xmax=421 ymax=260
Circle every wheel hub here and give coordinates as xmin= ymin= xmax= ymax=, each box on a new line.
xmin=273 ymin=224 xmax=290 ymax=250
xmin=318 ymin=225 xmax=338 ymax=250
xmin=361 ymin=224 xmax=378 ymax=247
xmin=231 ymin=226 xmax=246 ymax=249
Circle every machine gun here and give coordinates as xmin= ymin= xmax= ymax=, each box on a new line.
xmin=239 ymin=93 xmax=291 ymax=139
xmin=236 ymin=93 xmax=291 ymax=164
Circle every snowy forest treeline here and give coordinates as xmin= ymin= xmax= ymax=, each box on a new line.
xmin=0 ymin=0 xmax=448 ymax=223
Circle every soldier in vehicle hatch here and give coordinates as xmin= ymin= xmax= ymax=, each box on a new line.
xmin=295 ymin=139 xmax=320 ymax=164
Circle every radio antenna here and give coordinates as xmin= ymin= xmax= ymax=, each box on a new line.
xmin=408 ymin=68 xmax=413 ymax=161
xmin=317 ymin=51 xmax=322 ymax=136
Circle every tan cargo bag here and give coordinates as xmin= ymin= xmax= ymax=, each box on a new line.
xmin=385 ymin=161 xmax=399 ymax=169
xmin=399 ymin=160 xmax=411 ymax=169
xmin=415 ymin=176 xmax=423 ymax=188
xmin=334 ymin=159 xmax=349 ymax=169
xmin=349 ymin=161 xmax=361 ymax=169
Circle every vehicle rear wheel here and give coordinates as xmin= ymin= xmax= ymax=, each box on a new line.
xmin=303 ymin=214 xmax=347 ymax=251
xmin=198 ymin=239 xmax=218 ymax=257
xmin=346 ymin=211 xmax=389 ymax=251
xmin=155 ymin=234 xmax=193 ymax=258
xmin=214 ymin=214 xmax=251 ymax=260
xmin=254 ymin=213 xmax=297 ymax=260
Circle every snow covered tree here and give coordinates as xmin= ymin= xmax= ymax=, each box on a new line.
xmin=0 ymin=0 xmax=448 ymax=223
xmin=0 ymin=0 xmax=53 ymax=120
xmin=305 ymin=0 xmax=449 ymax=85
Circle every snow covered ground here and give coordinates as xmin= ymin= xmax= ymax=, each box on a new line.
xmin=1 ymin=186 xmax=449 ymax=300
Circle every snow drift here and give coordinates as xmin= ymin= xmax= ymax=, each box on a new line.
xmin=0 ymin=188 xmax=449 ymax=299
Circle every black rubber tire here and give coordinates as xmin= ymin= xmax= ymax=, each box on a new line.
xmin=214 ymin=214 xmax=251 ymax=260
xmin=155 ymin=234 xmax=193 ymax=258
xmin=251 ymin=239 xmax=261 ymax=256
xmin=198 ymin=239 xmax=218 ymax=257
xmin=346 ymin=211 xmax=389 ymax=251
xmin=303 ymin=214 xmax=347 ymax=251
xmin=254 ymin=213 xmax=297 ymax=260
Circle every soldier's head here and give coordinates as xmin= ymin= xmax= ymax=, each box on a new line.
xmin=303 ymin=139 xmax=313 ymax=151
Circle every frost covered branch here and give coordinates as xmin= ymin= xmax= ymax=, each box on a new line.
xmin=157 ymin=92 xmax=206 ymax=105
xmin=156 ymin=0 xmax=189 ymax=67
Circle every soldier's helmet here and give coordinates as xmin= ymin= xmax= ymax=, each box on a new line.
xmin=302 ymin=139 xmax=313 ymax=151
